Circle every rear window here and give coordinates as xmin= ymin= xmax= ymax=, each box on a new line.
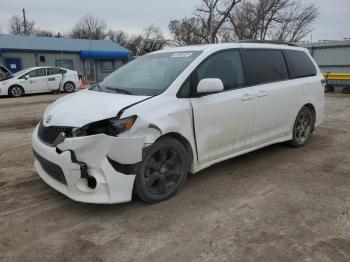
xmin=285 ymin=50 xmax=316 ymax=78
xmin=246 ymin=50 xmax=288 ymax=84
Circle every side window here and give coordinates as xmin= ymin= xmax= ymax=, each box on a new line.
xmin=246 ymin=50 xmax=288 ymax=84
xmin=177 ymin=77 xmax=191 ymax=98
xmin=195 ymin=51 xmax=246 ymax=91
xmin=47 ymin=68 xmax=62 ymax=75
xmin=27 ymin=68 xmax=46 ymax=78
xmin=285 ymin=50 xmax=316 ymax=78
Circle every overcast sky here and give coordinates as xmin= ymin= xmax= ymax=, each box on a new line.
xmin=0 ymin=0 xmax=349 ymax=42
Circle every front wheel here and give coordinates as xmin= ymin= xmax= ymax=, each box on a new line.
xmin=289 ymin=107 xmax=315 ymax=147
xmin=134 ymin=137 xmax=189 ymax=203
xmin=8 ymin=85 xmax=24 ymax=97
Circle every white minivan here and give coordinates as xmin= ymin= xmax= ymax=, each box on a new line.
xmin=32 ymin=42 xmax=325 ymax=204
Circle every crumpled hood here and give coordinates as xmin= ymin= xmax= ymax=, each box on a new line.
xmin=43 ymin=90 xmax=150 ymax=127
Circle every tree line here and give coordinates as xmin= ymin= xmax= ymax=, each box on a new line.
xmin=6 ymin=0 xmax=319 ymax=55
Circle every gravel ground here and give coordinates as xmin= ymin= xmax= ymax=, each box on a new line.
xmin=0 ymin=92 xmax=349 ymax=262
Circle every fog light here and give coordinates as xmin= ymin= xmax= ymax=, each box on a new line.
xmin=86 ymin=176 xmax=97 ymax=189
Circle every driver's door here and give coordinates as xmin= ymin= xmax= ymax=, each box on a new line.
xmin=23 ymin=68 xmax=47 ymax=93
xmin=190 ymin=50 xmax=255 ymax=164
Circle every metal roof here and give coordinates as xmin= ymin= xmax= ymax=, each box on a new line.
xmin=300 ymin=40 xmax=350 ymax=48
xmin=0 ymin=34 xmax=130 ymax=53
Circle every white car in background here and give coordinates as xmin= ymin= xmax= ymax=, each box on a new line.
xmin=0 ymin=65 xmax=12 ymax=81
xmin=0 ymin=66 xmax=80 ymax=97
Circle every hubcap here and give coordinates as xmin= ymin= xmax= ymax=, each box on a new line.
xmin=11 ymin=87 xmax=22 ymax=96
xmin=65 ymin=83 xmax=74 ymax=92
xmin=295 ymin=111 xmax=312 ymax=144
xmin=144 ymin=147 xmax=182 ymax=195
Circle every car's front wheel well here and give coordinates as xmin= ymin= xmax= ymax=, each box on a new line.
xmin=8 ymin=84 xmax=24 ymax=96
xmin=156 ymin=132 xmax=194 ymax=168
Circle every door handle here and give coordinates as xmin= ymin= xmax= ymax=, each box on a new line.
xmin=257 ymin=90 xmax=268 ymax=98
xmin=241 ymin=94 xmax=253 ymax=101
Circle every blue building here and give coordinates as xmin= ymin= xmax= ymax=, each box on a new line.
xmin=0 ymin=34 xmax=130 ymax=83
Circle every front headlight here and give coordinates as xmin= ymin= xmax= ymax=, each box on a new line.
xmin=73 ymin=115 xmax=137 ymax=137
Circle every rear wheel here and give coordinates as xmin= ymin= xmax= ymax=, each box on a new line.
xmin=134 ymin=137 xmax=189 ymax=203
xmin=289 ymin=107 xmax=315 ymax=147
xmin=342 ymin=87 xmax=350 ymax=94
xmin=63 ymin=82 xmax=75 ymax=93
xmin=8 ymin=85 xmax=24 ymax=97
xmin=325 ymin=85 xmax=335 ymax=93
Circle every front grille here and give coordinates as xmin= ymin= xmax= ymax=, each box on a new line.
xmin=37 ymin=121 xmax=72 ymax=146
xmin=33 ymin=150 xmax=67 ymax=185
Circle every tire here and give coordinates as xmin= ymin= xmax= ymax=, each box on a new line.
xmin=325 ymin=85 xmax=335 ymax=93
xmin=63 ymin=82 xmax=75 ymax=93
xmin=342 ymin=87 xmax=350 ymax=94
xmin=8 ymin=85 xmax=24 ymax=97
xmin=134 ymin=137 xmax=189 ymax=203
xmin=289 ymin=107 xmax=315 ymax=148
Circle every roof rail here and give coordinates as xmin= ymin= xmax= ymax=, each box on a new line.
xmin=240 ymin=40 xmax=297 ymax=47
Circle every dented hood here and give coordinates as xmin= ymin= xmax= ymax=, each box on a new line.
xmin=43 ymin=90 xmax=149 ymax=127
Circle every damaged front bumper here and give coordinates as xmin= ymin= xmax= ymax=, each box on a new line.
xmin=32 ymin=125 xmax=144 ymax=204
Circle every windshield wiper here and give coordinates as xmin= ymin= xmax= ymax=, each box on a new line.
xmin=104 ymin=87 xmax=133 ymax=95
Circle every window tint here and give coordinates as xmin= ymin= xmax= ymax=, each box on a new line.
xmin=246 ymin=50 xmax=288 ymax=84
xmin=47 ymin=68 xmax=62 ymax=75
xmin=195 ymin=51 xmax=245 ymax=91
xmin=285 ymin=50 xmax=316 ymax=78
xmin=27 ymin=68 xmax=46 ymax=78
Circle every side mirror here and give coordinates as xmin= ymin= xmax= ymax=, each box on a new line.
xmin=197 ymin=78 xmax=224 ymax=94
xmin=25 ymin=75 xmax=30 ymax=80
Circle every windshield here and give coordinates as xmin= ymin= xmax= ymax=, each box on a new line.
xmin=94 ymin=51 xmax=202 ymax=96
xmin=12 ymin=68 xmax=33 ymax=78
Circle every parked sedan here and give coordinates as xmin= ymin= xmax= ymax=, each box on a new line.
xmin=0 ymin=66 xmax=80 ymax=97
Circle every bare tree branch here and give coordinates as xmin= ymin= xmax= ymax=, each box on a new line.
xmin=8 ymin=14 xmax=35 ymax=35
xmin=71 ymin=15 xmax=108 ymax=40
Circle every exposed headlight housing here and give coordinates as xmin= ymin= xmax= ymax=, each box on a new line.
xmin=73 ymin=115 xmax=137 ymax=137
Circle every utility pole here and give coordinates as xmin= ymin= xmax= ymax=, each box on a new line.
xmin=22 ymin=8 xmax=27 ymax=35
xmin=209 ymin=0 xmax=214 ymax=43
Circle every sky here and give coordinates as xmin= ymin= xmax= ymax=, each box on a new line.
xmin=0 ymin=0 xmax=349 ymax=42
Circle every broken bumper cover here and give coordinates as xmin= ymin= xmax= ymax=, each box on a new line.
xmin=32 ymin=125 xmax=144 ymax=204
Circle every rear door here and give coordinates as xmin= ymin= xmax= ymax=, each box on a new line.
xmin=244 ymin=49 xmax=297 ymax=146
xmin=190 ymin=50 xmax=255 ymax=164
xmin=47 ymin=67 xmax=63 ymax=91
